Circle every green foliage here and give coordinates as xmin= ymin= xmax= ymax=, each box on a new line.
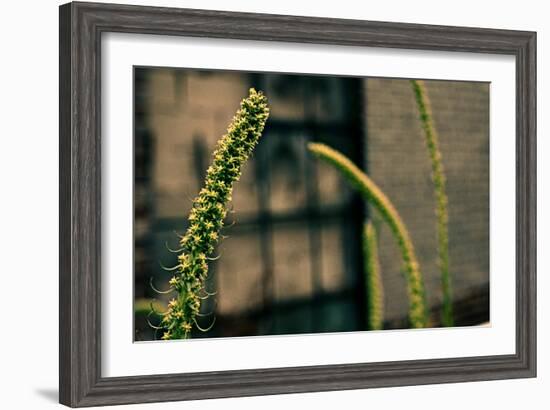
xmin=308 ymin=142 xmax=427 ymax=328
xmin=364 ymin=221 xmax=384 ymax=330
xmin=411 ymin=80 xmax=453 ymax=327
xmin=159 ymin=88 xmax=270 ymax=340
xmin=135 ymin=298 xmax=166 ymax=317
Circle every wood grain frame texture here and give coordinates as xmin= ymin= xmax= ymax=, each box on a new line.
xmin=59 ymin=1 xmax=537 ymax=407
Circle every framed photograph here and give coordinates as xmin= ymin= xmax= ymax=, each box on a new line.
xmin=59 ymin=1 xmax=536 ymax=407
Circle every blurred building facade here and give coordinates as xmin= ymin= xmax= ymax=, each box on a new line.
xmin=134 ymin=67 xmax=489 ymax=340
xmin=366 ymin=79 xmax=489 ymax=327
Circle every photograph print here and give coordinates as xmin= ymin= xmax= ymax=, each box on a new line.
xmin=133 ymin=67 xmax=489 ymax=341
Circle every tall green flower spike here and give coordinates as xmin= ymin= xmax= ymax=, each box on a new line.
xmin=364 ymin=221 xmax=384 ymax=330
xmin=411 ymin=80 xmax=453 ymax=327
xmin=160 ymin=88 xmax=269 ymax=340
xmin=308 ymin=142 xmax=427 ymax=328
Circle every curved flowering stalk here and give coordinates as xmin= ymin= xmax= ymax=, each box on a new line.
xmin=364 ymin=221 xmax=384 ymax=330
xmin=411 ymin=80 xmax=453 ymax=327
xmin=308 ymin=143 xmax=427 ymax=328
xmin=160 ymin=88 xmax=269 ymax=340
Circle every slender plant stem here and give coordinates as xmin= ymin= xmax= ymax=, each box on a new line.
xmin=364 ymin=221 xmax=384 ymax=330
xmin=308 ymin=142 xmax=428 ymax=328
xmin=159 ymin=89 xmax=269 ymax=340
xmin=411 ymin=80 xmax=453 ymax=327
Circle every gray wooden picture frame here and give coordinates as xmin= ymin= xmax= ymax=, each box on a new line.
xmin=59 ymin=1 xmax=536 ymax=407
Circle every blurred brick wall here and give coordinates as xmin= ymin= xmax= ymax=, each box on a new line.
xmin=365 ymin=79 xmax=490 ymax=326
